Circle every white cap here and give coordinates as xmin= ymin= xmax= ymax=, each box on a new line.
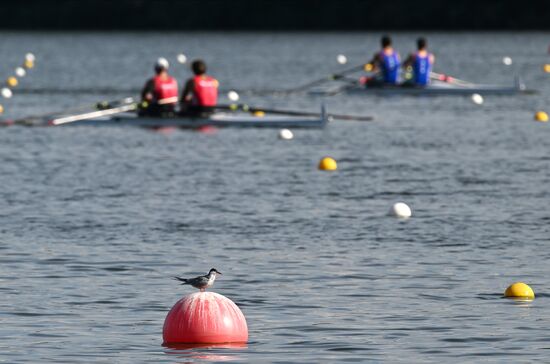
xmin=155 ymin=57 xmax=169 ymax=71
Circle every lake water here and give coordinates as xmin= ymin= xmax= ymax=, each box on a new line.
xmin=1 ymin=32 xmax=550 ymax=363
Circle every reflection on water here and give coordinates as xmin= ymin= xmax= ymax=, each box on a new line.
xmin=163 ymin=342 xmax=247 ymax=362
xmin=503 ymin=297 xmax=535 ymax=308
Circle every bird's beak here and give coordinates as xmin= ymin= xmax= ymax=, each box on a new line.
xmin=217 ymin=271 xmax=222 ymax=275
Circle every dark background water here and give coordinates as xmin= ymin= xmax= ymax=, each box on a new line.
xmin=1 ymin=32 xmax=550 ymax=363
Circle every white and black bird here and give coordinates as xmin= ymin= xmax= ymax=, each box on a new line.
xmin=174 ymin=268 xmax=222 ymax=292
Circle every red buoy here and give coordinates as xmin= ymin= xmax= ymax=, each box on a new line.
xmin=163 ymin=292 xmax=248 ymax=344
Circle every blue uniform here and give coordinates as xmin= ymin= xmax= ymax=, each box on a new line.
xmin=412 ymin=52 xmax=433 ymax=86
xmin=379 ymin=50 xmax=400 ymax=84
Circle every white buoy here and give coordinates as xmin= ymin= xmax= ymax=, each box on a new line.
xmin=390 ymin=202 xmax=412 ymax=218
xmin=471 ymin=93 xmax=484 ymax=105
xmin=228 ymin=90 xmax=239 ymax=102
xmin=177 ymin=53 xmax=187 ymax=64
xmin=502 ymin=56 xmax=513 ymax=66
xmin=1 ymin=88 xmax=13 ymax=99
xmin=25 ymin=53 xmax=35 ymax=62
xmin=337 ymin=54 xmax=348 ymax=65
xmin=278 ymin=129 xmax=294 ymax=140
xmin=15 ymin=67 xmax=26 ymax=77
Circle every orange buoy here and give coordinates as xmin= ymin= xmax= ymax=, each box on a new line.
xmin=163 ymin=291 xmax=248 ymax=344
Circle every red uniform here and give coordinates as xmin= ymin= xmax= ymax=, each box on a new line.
xmin=192 ymin=75 xmax=218 ymax=106
xmin=153 ymin=75 xmax=178 ymax=105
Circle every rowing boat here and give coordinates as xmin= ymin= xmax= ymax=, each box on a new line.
xmin=8 ymin=104 xmax=329 ymax=129
xmin=311 ymin=77 xmax=534 ymax=96
xmin=60 ymin=112 xmax=328 ymax=128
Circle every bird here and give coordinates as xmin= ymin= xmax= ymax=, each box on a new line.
xmin=174 ymin=268 xmax=222 ymax=292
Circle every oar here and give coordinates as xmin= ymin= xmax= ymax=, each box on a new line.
xmin=430 ymin=71 xmax=475 ymax=87
xmin=216 ymin=103 xmax=373 ymax=122
xmin=286 ymin=63 xmax=370 ymax=92
xmin=10 ymin=97 xmax=136 ymax=126
xmin=49 ymin=103 xmax=138 ymax=126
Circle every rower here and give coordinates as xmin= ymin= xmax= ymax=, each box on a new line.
xmin=180 ymin=59 xmax=219 ymax=117
xmin=140 ymin=57 xmax=179 ymax=116
xmin=403 ymin=37 xmax=435 ymax=87
xmin=365 ymin=35 xmax=401 ymax=86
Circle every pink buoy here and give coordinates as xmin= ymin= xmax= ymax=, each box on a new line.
xmin=163 ymin=291 xmax=248 ymax=344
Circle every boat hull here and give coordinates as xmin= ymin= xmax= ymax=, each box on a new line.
xmin=310 ymin=79 xmax=534 ymax=96
xmin=348 ymin=85 xmax=531 ymax=96
xmin=56 ymin=112 xmax=328 ymax=128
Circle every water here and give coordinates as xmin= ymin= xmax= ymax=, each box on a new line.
xmin=1 ymin=32 xmax=550 ymax=363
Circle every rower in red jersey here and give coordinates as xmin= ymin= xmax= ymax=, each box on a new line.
xmin=180 ymin=59 xmax=219 ymax=116
xmin=140 ymin=57 xmax=179 ymax=116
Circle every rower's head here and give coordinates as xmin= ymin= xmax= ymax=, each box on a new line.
xmin=417 ymin=37 xmax=427 ymax=50
xmin=154 ymin=57 xmax=170 ymax=74
xmin=381 ymin=35 xmax=392 ymax=48
xmin=192 ymin=60 xmax=207 ymax=75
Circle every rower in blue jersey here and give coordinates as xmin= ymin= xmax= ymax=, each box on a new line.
xmin=403 ymin=37 xmax=435 ymax=87
xmin=365 ymin=35 xmax=401 ymax=86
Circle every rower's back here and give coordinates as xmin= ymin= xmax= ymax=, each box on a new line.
xmin=181 ymin=59 xmax=219 ymax=117
xmin=366 ymin=35 xmax=401 ymax=86
xmin=406 ymin=38 xmax=435 ymax=87
xmin=378 ymin=40 xmax=401 ymax=84
xmin=140 ymin=58 xmax=179 ymax=117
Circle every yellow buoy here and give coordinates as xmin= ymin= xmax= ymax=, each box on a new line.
xmin=504 ymin=282 xmax=535 ymax=299
xmin=318 ymin=157 xmax=337 ymax=171
xmin=535 ymin=111 xmax=548 ymax=122
xmin=544 ymin=64 xmax=550 ymax=73
xmin=0 ymin=104 xmax=4 ymax=114
xmin=364 ymin=63 xmax=373 ymax=72
xmin=6 ymin=76 xmax=18 ymax=87
xmin=24 ymin=59 xmax=34 ymax=69
xmin=253 ymin=110 xmax=265 ymax=117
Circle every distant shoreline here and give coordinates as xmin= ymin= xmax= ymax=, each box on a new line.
xmin=2 ymin=0 xmax=549 ymax=30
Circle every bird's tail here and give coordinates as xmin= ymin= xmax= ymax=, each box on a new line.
xmin=174 ymin=276 xmax=189 ymax=284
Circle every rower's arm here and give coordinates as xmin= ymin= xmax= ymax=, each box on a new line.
xmin=181 ymin=79 xmax=194 ymax=104
xmin=403 ymin=54 xmax=414 ymax=67
xmin=141 ymin=79 xmax=155 ymax=101
xmin=368 ymin=53 xmax=381 ymax=70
